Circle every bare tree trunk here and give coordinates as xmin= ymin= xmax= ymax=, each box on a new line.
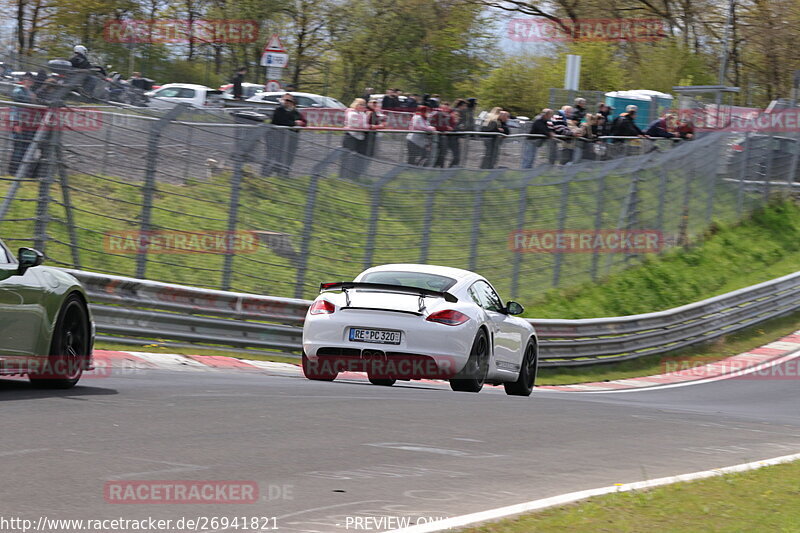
xmin=17 ymin=0 xmax=26 ymax=56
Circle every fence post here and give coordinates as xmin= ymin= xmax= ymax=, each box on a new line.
xmin=787 ymin=133 xmax=800 ymax=195
xmin=736 ymin=131 xmax=751 ymax=213
xmin=0 ymin=74 xmax=86 ymax=223
xmin=362 ymin=167 xmax=405 ymax=269
xmin=763 ymin=133 xmax=775 ymax=203
xmin=221 ymin=125 xmax=262 ymax=291
xmin=293 ymin=150 xmax=343 ymax=299
xmin=54 ymin=142 xmax=81 ymax=269
xmin=589 ymin=158 xmax=627 ymax=281
xmin=677 ymin=162 xmax=693 ymax=247
xmin=468 ymin=170 xmax=505 ymax=272
xmin=552 ymin=168 xmax=579 ymax=287
xmin=33 ymin=118 xmax=59 ymax=253
xmin=135 ymin=104 xmax=185 ymax=280
xmin=510 ymin=168 xmax=543 ymax=298
xmin=419 ymin=169 xmax=455 ymax=263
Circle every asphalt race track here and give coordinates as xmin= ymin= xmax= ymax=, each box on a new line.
xmin=2 ymin=356 xmax=799 ymax=532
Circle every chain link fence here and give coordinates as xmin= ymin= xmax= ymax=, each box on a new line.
xmin=1 ymin=99 xmax=797 ymax=305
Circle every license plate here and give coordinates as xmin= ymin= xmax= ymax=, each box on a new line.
xmin=349 ymin=328 xmax=402 ymax=345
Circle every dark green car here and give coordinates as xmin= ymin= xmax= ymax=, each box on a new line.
xmin=0 ymin=239 xmax=94 ymax=388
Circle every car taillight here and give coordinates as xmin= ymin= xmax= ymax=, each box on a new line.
xmin=310 ymin=299 xmax=335 ymax=315
xmin=426 ymin=310 xmax=469 ymax=326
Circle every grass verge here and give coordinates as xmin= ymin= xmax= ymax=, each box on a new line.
xmin=527 ymin=201 xmax=800 ymax=318
xmin=458 ymin=459 xmax=800 ymax=532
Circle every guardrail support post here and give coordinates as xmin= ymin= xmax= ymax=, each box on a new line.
xmin=135 ymin=104 xmax=185 ymax=280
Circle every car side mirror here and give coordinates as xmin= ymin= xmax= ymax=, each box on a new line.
xmin=505 ymin=301 xmax=524 ymax=315
xmin=17 ymin=247 xmax=43 ymax=275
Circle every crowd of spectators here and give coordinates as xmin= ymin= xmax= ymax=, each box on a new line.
xmin=521 ymin=99 xmax=695 ymax=167
xmin=267 ymin=86 xmax=698 ymax=172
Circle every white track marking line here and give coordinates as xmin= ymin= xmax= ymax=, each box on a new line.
xmin=562 ymin=348 xmax=800 ymax=394
xmin=387 ymin=452 xmax=800 ymax=533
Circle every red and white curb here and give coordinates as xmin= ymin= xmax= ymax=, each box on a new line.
xmin=89 ymin=329 xmax=800 ymax=390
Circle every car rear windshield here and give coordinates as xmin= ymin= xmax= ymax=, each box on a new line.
xmin=360 ymin=271 xmax=456 ymax=292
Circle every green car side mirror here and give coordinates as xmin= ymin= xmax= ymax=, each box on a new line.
xmin=17 ymin=247 xmax=43 ymax=276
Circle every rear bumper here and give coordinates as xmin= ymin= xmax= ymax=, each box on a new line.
xmin=305 ymin=348 xmax=465 ymax=379
xmin=303 ymin=309 xmax=476 ymax=379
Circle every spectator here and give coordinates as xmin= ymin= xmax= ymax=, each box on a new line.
xmin=361 ymin=87 xmax=375 ymax=102
xmin=480 ymin=109 xmax=509 ymax=169
xmin=381 ymin=89 xmax=400 ymax=111
xmin=268 ymin=94 xmax=306 ymax=177
xmin=69 ymin=45 xmax=91 ymax=70
xmin=597 ymin=103 xmax=613 ymax=135
xmin=550 ymin=106 xmax=577 ymax=164
xmin=8 ymin=73 xmax=37 ymax=176
xmin=610 ymin=105 xmax=646 ymax=139
xmin=35 ymin=77 xmax=60 ymax=104
xmin=31 ymin=69 xmax=47 ymax=93
xmin=405 ymin=94 xmax=419 ymax=110
xmin=676 ymin=118 xmax=695 ymax=140
xmin=342 ymin=98 xmax=371 ymax=177
xmin=343 ymin=97 xmax=370 ymax=152
xmin=231 ymin=67 xmax=248 ymax=100
xmin=430 ymin=101 xmax=458 ymax=167
xmin=579 ymin=113 xmax=600 ymax=160
xmin=365 ymin=98 xmax=385 ymax=157
xmin=572 ymin=97 xmax=588 ymax=122
xmin=272 ymin=94 xmax=306 ymax=126
xmin=450 ymin=99 xmax=469 ymax=166
xmin=129 ymin=72 xmax=148 ymax=90
xmin=522 ymin=108 xmax=555 ymax=168
xmin=645 ymin=113 xmax=677 ymax=138
xmin=406 ymin=106 xmax=435 ymax=165
xmin=465 ymin=97 xmax=478 ymax=131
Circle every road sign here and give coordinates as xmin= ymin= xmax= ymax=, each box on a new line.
xmin=266 ymin=66 xmax=283 ymax=79
xmin=260 ymin=51 xmax=288 ymax=68
xmin=263 ymin=34 xmax=286 ymax=53
xmin=266 ymin=80 xmax=282 ymax=92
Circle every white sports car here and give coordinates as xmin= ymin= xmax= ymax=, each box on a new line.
xmin=302 ymin=264 xmax=538 ymax=395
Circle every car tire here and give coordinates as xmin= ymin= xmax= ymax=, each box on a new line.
xmin=504 ymin=340 xmax=538 ymax=397
xmin=450 ymin=329 xmax=489 ymax=393
xmin=302 ymin=351 xmax=338 ymax=381
xmin=29 ymin=294 xmax=90 ymax=389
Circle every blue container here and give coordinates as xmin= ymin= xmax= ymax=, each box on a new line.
xmin=605 ymin=90 xmax=674 ymax=130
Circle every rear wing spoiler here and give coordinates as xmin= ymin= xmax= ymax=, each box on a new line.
xmin=320 ymin=282 xmax=458 ymax=303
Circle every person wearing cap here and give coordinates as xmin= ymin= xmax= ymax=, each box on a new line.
xmin=610 ymin=104 xmax=646 ymax=140
xmin=268 ymin=94 xmax=305 ymax=177
xmin=8 ymin=73 xmax=38 ymax=175
xmin=572 ymin=97 xmax=587 ymax=122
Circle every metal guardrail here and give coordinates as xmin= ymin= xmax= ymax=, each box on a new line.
xmin=66 ymin=268 xmax=800 ymax=368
